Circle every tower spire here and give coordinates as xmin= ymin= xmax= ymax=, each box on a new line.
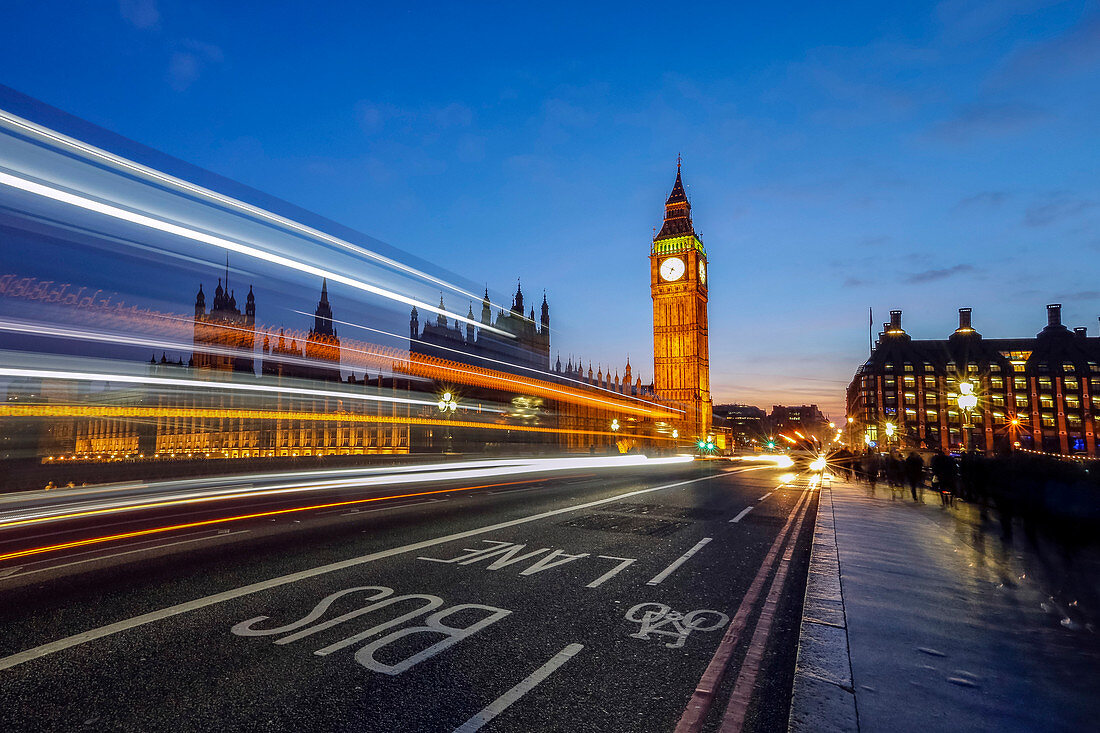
xmin=656 ymin=159 xmax=694 ymax=239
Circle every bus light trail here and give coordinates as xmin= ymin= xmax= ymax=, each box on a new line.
xmin=0 ymin=479 xmax=535 ymax=563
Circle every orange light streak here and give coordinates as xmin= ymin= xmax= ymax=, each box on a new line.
xmin=0 ymin=404 xmax=675 ymax=442
xmin=0 ymin=479 xmax=530 ymax=563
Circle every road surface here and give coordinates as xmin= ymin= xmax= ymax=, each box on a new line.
xmin=0 ymin=458 xmax=817 ymax=732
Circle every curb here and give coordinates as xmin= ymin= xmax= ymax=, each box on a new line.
xmin=788 ymin=481 xmax=859 ymax=733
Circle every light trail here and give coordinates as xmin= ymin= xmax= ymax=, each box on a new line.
xmin=0 ymin=316 xmax=680 ymax=418
xmin=298 ymin=308 xmax=677 ymax=409
xmin=0 ymin=454 xmax=695 ymax=527
xmin=0 ymin=168 xmax=510 ymax=337
xmin=0 ymin=366 xmax=440 ymax=409
xmin=0 ymin=479 xmax=535 ymax=563
xmin=0 ymin=108 xmax=488 ymax=306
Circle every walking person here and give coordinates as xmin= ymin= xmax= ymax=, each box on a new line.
xmin=886 ymin=451 xmax=904 ymax=499
xmin=864 ymin=452 xmax=880 ymax=493
xmin=931 ymin=449 xmax=957 ymax=507
xmin=904 ymin=451 xmax=924 ymax=502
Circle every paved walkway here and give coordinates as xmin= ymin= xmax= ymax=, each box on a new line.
xmin=790 ymin=475 xmax=1100 ymax=732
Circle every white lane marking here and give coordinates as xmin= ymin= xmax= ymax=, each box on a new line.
xmin=2 ymin=532 xmax=252 ymax=580
xmin=0 ymin=474 xmax=718 ymax=671
xmin=729 ymin=506 xmax=754 ymax=524
xmin=757 ymin=491 xmax=773 ymax=502
xmin=452 ymin=643 xmax=584 ymax=733
xmin=0 ymin=566 xmax=23 ymax=578
xmin=585 ymin=556 xmax=636 ymax=588
xmin=646 ymin=537 xmax=713 ymax=586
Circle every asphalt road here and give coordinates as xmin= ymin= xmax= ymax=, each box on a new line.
xmin=0 ymin=459 xmax=818 ymax=733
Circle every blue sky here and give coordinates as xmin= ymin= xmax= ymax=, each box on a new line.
xmin=2 ymin=0 xmax=1099 ymax=416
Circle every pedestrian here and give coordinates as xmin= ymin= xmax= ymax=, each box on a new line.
xmin=864 ymin=452 xmax=880 ymax=492
xmin=886 ymin=452 xmax=904 ymax=498
xmin=904 ymin=451 xmax=924 ymax=502
xmin=931 ymin=449 xmax=957 ymax=507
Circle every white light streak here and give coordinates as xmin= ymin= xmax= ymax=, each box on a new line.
xmin=0 ymin=366 xmax=437 ymax=408
xmin=0 ymin=454 xmax=695 ymax=527
xmin=0 ymin=169 xmax=511 ymax=337
xmin=0 ymin=108 xmax=486 ymax=305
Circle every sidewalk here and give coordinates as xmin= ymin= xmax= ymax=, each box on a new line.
xmin=789 ymin=476 xmax=1100 ymax=733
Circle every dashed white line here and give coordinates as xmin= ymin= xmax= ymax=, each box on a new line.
xmin=585 ymin=556 xmax=636 ymax=588
xmin=757 ymin=491 xmax=774 ymax=502
xmin=647 ymin=537 xmax=713 ymax=586
xmin=0 ymin=473 xmax=719 ymax=672
xmin=453 ymin=643 xmax=584 ymax=732
xmin=729 ymin=506 xmax=754 ymax=524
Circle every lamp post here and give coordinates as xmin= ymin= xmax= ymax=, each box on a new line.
xmin=884 ymin=421 xmax=896 ymax=448
xmin=957 ymin=381 xmax=978 ymax=451
xmin=437 ymin=391 xmax=458 ymax=453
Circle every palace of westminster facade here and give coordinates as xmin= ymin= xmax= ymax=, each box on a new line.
xmin=7 ymin=165 xmax=718 ymax=462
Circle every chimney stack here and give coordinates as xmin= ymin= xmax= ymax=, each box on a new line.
xmin=889 ymin=310 xmax=902 ymax=331
xmin=1047 ymin=303 xmax=1062 ymax=327
xmin=958 ymin=308 xmax=972 ymax=330
xmin=1075 ymin=327 xmax=1087 ymax=337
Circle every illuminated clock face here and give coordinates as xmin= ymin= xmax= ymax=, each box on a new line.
xmin=699 ymin=261 xmax=707 ymax=284
xmin=660 ymin=257 xmax=686 ymax=282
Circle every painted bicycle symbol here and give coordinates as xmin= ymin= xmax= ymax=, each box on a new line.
xmin=625 ymin=602 xmax=729 ymax=649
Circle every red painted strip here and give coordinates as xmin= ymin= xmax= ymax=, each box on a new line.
xmin=718 ymin=489 xmax=814 ymax=732
xmin=674 ymin=486 xmax=811 ymax=733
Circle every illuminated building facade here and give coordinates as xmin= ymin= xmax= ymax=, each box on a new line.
xmin=768 ymin=405 xmax=828 ymax=437
xmin=713 ymin=404 xmax=767 ymax=447
xmin=192 ymin=264 xmax=255 ymax=373
xmin=650 ymin=161 xmax=712 ymax=439
xmin=847 ymin=305 xmax=1100 ymax=456
xmin=48 ymin=280 xmax=413 ymax=460
xmin=410 ymin=281 xmax=550 ymax=371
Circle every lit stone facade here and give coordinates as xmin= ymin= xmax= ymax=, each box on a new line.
xmin=847 ymin=305 xmax=1100 ymax=456
xmin=650 ymin=163 xmax=712 ymax=439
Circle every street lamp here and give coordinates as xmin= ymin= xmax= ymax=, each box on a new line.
xmin=437 ymin=391 xmax=459 ymax=413
xmin=610 ymin=418 xmax=620 ymax=432
xmin=437 ymin=391 xmax=458 ymax=453
xmin=884 ymin=421 xmax=896 ymax=447
xmin=957 ymin=380 xmax=977 ymax=450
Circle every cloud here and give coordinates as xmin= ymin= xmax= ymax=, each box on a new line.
xmin=167 ymin=40 xmax=224 ymax=91
xmin=928 ymin=102 xmax=1050 ymax=142
xmin=354 ymin=101 xmax=474 ymax=134
xmin=431 ymin=102 xmax=473 ymax=128
xmin=1024 ymin=195 xmax=1097 ymax=227
xmin=1064 ymin=291 xmax=1100 ymax=301
xmin=904 ymin=264 xmax=974 ymax=284
xmin=843 ymin=277 xmax=870 ymax=287
xmin=997 ymin=13 xmax=1100 ymax=84
xmin=955 ymin=191 xmax=1009 ymax=209
xmin=118 ymin=0 xmax=159 ymax=29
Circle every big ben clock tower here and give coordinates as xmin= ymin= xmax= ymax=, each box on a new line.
xmin=650 ymin=160 xmax=712 ymax=439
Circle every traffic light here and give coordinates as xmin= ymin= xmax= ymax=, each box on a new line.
xmin=766 ymin=440 xmax=776 ymax=450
